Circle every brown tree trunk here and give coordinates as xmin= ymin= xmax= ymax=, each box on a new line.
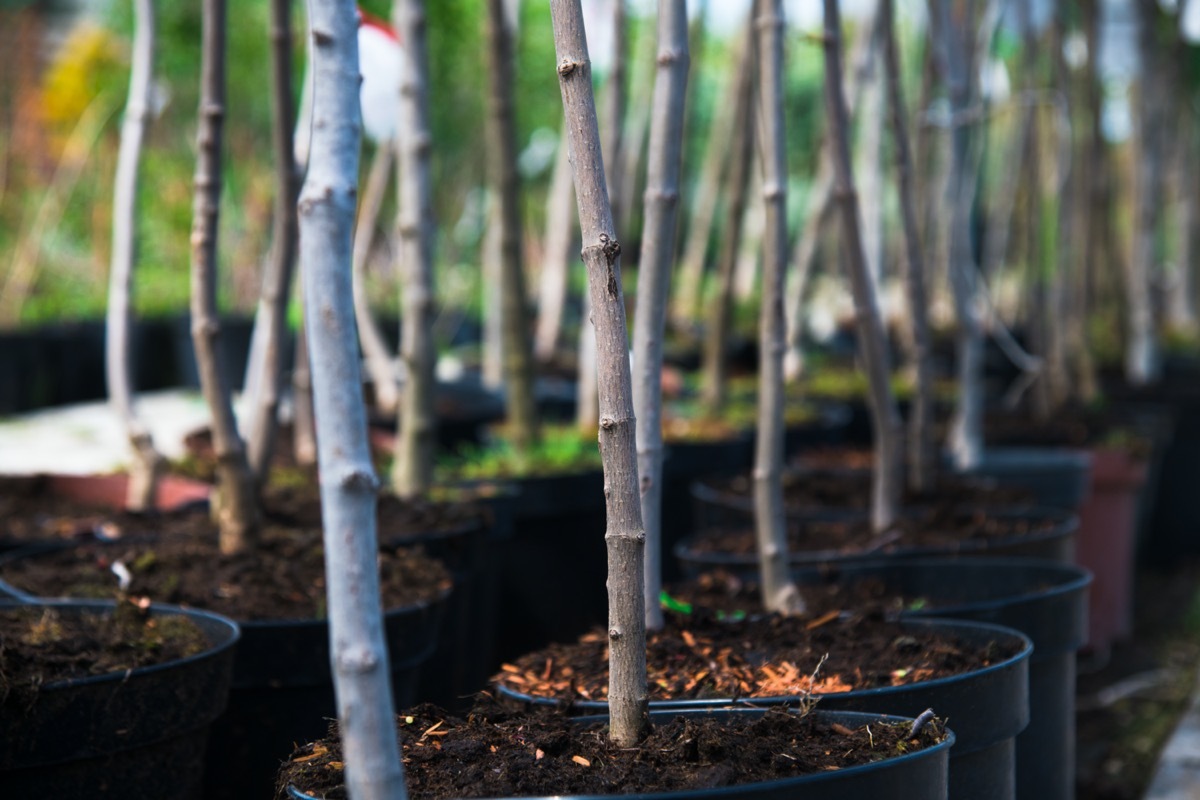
xmin=484 ymin=0 xmax=540 ymax=452
xmin=550 ymin=0 xmax=648 ymax=747
xmin=700 ymin=19 xmax=756 ymax=417
xmin=190 ymin=0 xmax=259 ymax=554
xmin=392 ymin=0 xmax=438 ymax=498
xmin=107 ymin=0 xmax=163 ymax=511
xmin=633 ymin=0 xmax=688 ymax=633
xmin=352 ymin=142 xmax=400 ymax=414
xmin=824 ymin=0 xmax=902 ymax=533
xmin=244 ymin=0 xmax=301 ymax=482
xmin=533 ymin=132 xmax=577 ymax=362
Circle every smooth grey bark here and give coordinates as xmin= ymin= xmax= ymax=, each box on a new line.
xmin=107 ymin=0 xmax=163 ymax=511
xmin=1172 ymin=112 xmax=1200 ymax=333
xmin=700 ymin=19 xmax=756 ymax=417
xmin=549 ymin=0 xmax=648 ymax=747
xmin=482 ymin=198 xmax=504 ymax=389
xmin=753 ymin=0 xmax=803 ymax=614
xmin=353 ymin=142 xmax=400 ymax=414
xmin=299 ymin=2 xmax=405 ymax=797
xmin=732 ymin=166 xmax=764 ymax=301
xmin=190 ymin=0 xmax=260 ymax=554
xmin=931 ymin=0 xmax=985 ymax=469
xmin=784 ymin=5 xmax=880 ymax=379
xmin=484 ymin=0 xmax=540 ymax=452
xmin=244 ymin=0 xmax=301 ymax=482
xmin=392 ymin=0 xmax=437 ymax=498
xmin=670 ymin=19 xmax=745 ymax=330
xmin=633 ymin=0 xmax=688 ymax=633
xmin=857 ymin=53 xmax=885 ymax=289
xmin=824 ymin=0 xmax=902 ymax=532
xmin=1125 ymin=0 xmax=1162 ymax=385
xmin=882 ymin=0 xmax=934 ymax=493
xmin=533 ymin=133 xmax=577 ymax=362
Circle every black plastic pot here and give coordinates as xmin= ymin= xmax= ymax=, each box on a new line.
xmin=789 ymin=558 xmax=1090 ymax=800
xmin=285 ymin=707 xmax=954 ymax=800
xmin=500 ymin=618 xmax=1029 ymax=800
xmin=677 ymin=503 xmax=1080 ymax=573
xmin=951 ymin=447 xmax=1093 ymax=512
xmin=0 ymin=598 xmax=239 ymax=800
xmin=0 ymin=546 xmax=450 ymax=800
xmin=476 ymin=469 xmax=610 ymax=664
xmin=380 ymin=509 xmax=495 ymax=711
xmin=660 ymin=432 xmax=755 ymax=583
xmin=781 ymin=401 xmax=854 ymax=457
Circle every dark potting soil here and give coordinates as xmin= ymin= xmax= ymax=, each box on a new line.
xmin=493 ymin=592 xmax=1020 ymax=703
xmin=0 ymin=600 xmax=210 ymax=706
xmin=0 ymin=475 xmax=156 ymax=548
xmin=0 ymin=503 xmax=452 ymax=622
xmin=687 ymin=505 xmax=1057 ymax=558
xmin=276 ymin=701 xmax=948 ymax=800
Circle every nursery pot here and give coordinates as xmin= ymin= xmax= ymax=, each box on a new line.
xmin=677 ymin=504 xmax=1080 ymax=574
xmin=285 ymin=708 xmax=954 ymax=800
xmin=660 ymin=431 xmax=755 ymax=584
xmin=951 ymin=447 xmax=1093 ymax=513
xmin=0 ymin=598 xmax=239 ymax=800
xmin=0 ymin=544 xmax=450 ymax=800
xmin=499 ymin=618 xmax=1030 ymax=800
xmin=790 ymin=558 xmax=1090 ymax=800
xmin=1076 ymin=448 xmax=1147 ymax=652
xmin=482 ymin=469 xmax=609 ymax=662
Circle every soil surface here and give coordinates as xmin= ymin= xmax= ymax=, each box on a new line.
xmin=706 ymin=465 xmax=1036 ymax=512
xmin=276 ymin=701 xmax=948 ymax=800
xmin=0 ymin=600 xmax=210 ymax=706
xmin=685 ymin=505 xmax=1062 ymax=559
xmin=0 ymin=475 xmax=162 ymax=549
xmin=492 ymin=586 xmax=1022 ymax=704
xmin=0 ymin=493 xmax=457 ymax=621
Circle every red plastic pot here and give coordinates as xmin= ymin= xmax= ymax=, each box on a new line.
xmin=1075 ymin=448 xmax=1147 ymax=652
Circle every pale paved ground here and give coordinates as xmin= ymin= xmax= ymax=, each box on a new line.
xmin=0 ymin=389 xmax=220 ymax=475
xmin=1145 ymin=670 xmax=1200 ymax=799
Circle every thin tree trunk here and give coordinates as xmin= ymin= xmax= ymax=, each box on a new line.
xmin=533 ymin=132 xmax=577 ymax=361
xmin=882 ymin=0 xmax=934 ymax=494
xmin=293 ymin=309 xmax=318 ymax=465
xmin=484 ymin=0 xmax=540 ymax=452
xmin=353 ymin=142 xmax=400 ymax=413
xmin=857 ymin=55 xmax=885 ymax=290
xmin=550 ymin=0 xmax=648 ymax=747
xmin=733 ymin=164 xmax=764 ymax=301
xmin=1126 ymin=0 xmax=1162 ymax=385
xmin=107 ymin=0 xmax=162 ymax=511
xmin=576 ymin=289 xmax=598 ymax=430
xmin=824 ymin=0 xmax=902 ymax=532
xmin=299 ymin=2 xmax=405 ymax=796
xmin=392 ymin=0 xmax=437 ymax=498
xmin=784 ymin=5 xmax=880 ymax=379
xmin=753 ymin=0 xmax=804 ymax=614
xmin=601 ymin=0 xmax=627 ymax=231
xmin=700 ymin=23 xmax=756 ymax=417
xmin=1172 ymin=112 xmax=1200 ymax=333
xmin=931 ymin=0 xmax=985 ymax=469
xmin=482 ymin=198 xmax=504 ymax=389
xmin=190 ymin=0 xmax=259 ymax=554
xmin=244 ymin=0 xmax=301 ymax=482
xmin=618 ymin=24 xmax=658 ymax=245
xmin=670 ymin=18 xmax=747 ymax=331
xmin=633 ymin=0 xmax=688 ymax=633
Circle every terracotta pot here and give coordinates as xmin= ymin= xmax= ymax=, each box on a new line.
xmin=1075 ymin=448 xmax=1147 ymax=652
xmin=44 ymin=473 xmax=211 ymax=512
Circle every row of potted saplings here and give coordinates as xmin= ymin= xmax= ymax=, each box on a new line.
xmin=0 ymin=428 xmax=1099 ymax=800
xmin=0 ymin=0 xmax=1120 ymax=798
